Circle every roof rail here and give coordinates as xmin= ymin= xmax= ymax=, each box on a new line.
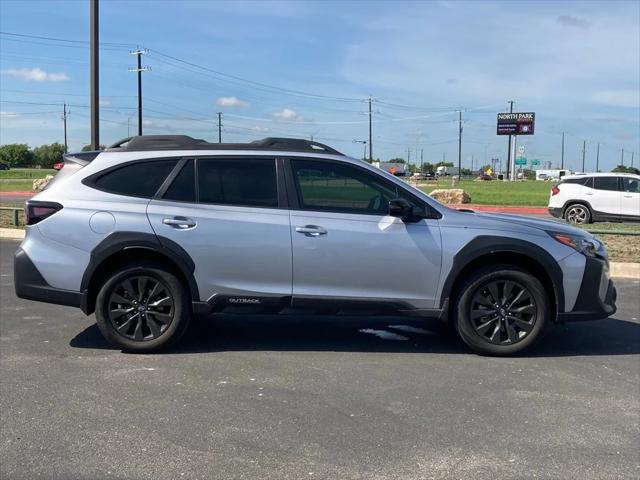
xmin=106 ymin=135 xmax=343 ymax=155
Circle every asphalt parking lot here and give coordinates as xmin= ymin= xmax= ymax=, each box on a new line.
xmin=0 ymin=238 xmax=638 ymax=480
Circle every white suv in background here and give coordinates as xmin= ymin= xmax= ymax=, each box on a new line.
xmin=548 ymin=173 xmax=640 ymax=224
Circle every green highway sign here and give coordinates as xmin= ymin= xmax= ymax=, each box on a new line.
xmin=531 ymin=159 xmax=540 ymax=166
xmin=515 ymin=157 xmax=527 ymax=166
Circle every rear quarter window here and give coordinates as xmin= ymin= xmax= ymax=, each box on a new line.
xmin=89 ymin=159 xmax=178 ymax=198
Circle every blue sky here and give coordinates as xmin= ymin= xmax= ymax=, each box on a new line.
xmin=1 ymin=0 xmax=638 ymax=172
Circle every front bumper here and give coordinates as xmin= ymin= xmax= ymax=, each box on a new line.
xmin=548 ymin=207 xmax=563 ymax=219
xmin=557 ymin=255 xmax=617 ymax=322
xmin=14 ymin=247 xmax=82 ymax=309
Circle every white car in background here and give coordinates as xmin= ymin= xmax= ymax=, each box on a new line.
xmin=548 ymin=173 xmax=640 ymax=224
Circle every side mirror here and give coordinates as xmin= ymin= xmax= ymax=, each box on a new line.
xmin=388 ymin=198 xmax=413 ymax=221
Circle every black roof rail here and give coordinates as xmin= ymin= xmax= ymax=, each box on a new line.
xmin=106 ymin=135 xmax=343 ymax=155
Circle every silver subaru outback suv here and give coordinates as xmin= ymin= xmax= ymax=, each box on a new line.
xmin=14 ymin=135 xmax=616 ymax=355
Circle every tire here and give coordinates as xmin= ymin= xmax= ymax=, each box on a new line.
xmin=95 ymin=261 xmax=191 ymax=352
xmin=564 ymin=203 xmax=591 ymax=224
xmin=454 ymin=265 xmax=549 ymax=356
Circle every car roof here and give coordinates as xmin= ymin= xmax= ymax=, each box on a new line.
xmin=563 ymin=172 xmax=639 ymax=179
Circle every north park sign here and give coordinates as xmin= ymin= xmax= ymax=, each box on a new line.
xmin=497 ymin=112 xmax=535 ymax=135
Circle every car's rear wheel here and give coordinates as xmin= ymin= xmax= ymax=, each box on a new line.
xmin=95 ymin=262 xmax=191 ymax=352
xmin=564 ymin=203 xmax=591 ymax=224
xmin=455 ymin=265 xmax=549 ymax=356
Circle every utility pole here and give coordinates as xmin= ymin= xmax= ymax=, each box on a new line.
xmin=368 ymin=96 xmax=373 ymax=161
xmin=407 ymin=148 xmax=411 ymax=163
xmin=62 ymin=103 xmax=68 ymax=153
xmin=581 ymin=140 xmax=586 ymax=172
xmin=632 ymin=152 xmax=635 ymax=168
xmin=420 ymin=148 xmax=423 ymax=171
xmin=505 ymin=100 xmax=514 ymax=181
xmin=561 ymin=132 xmax=565 ymax=169
xmin=621 ymin=148 xmax=625 ymax=166
xmin=90 ymin=0 xmax=99 ymax=150
xmin=217 ymin=112 xmax=223 ymax=143
xmin=596 ymin=143 xmax=600 ymax=172
xmin=129 ymin=47 xmax=149 ymax=136
xmin=458 ymin=111 xmax=462 ymax=178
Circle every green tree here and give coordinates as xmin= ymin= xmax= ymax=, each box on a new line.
xmin=0 ymin=144 xmax=34 ymax=167
xmin=33 ymin=143 xmax=66 ymax=168
xmin=612 ymin=165 xmax=640 ymax=175
xmin=81 ymin=144 xmax=106 ymax=151
xmin=434 ymin=161 xmax=454 ymax=168
xmin=388 ymin=157 xmax=406 ymax=164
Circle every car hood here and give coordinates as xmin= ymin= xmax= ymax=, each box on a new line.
xmin=457 ymin=210 xmax=593 ymax=237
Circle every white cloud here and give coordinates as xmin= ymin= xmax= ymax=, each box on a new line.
xmin=557 ymin=15 xmax=589 ymax=29
xmin=99 ymin=98 xmax=111 ymax=107
xmin=273 ymin=108 xmax=304 ymax=122
xmin=592 ymin=90 xmax=640 ymax=108
xmin=216 ymin=96 xmax=249 ymax=107
xmin=0 ymin=111 xmax=20 ymax=118
xmin=1 ymin=67 xmax=70 ymax=82
xmin=252 ymin=125 xmax=270 ymax=133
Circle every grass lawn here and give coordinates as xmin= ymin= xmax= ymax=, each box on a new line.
xmin=416 ymin=179 xmax=552 ymax=206
xmin=0 ymin=168 xmax=56 ymax=179
xmin=0 ymin=179 xmax=35 ymax=192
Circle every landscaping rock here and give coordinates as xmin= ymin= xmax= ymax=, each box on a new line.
xmin=429 ymin=188 xmax=471 ymax=204
xmin=33 ymin=175 xmax=54 ymax=192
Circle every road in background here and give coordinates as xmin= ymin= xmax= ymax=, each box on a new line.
xmin=1 ymin=239 xmax=638 ymax=479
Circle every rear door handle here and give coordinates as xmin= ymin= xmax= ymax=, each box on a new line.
xmin=163 ymin=217 xmax=196 ymax=229
xmin=295 ymin=225 xmax=327 ymax=237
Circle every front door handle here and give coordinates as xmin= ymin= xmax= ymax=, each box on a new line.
xmin=163 ymin=217 xmax=196 ymax=229
xmin=295 ymin=225 xmax=327 ymax=237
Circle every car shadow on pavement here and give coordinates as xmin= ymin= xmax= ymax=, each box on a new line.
xmin=69 ymin=314 xmax=640 ymax=357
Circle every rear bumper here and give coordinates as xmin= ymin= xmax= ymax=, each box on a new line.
xmin=557 ymin=256 xmax=617 ymax=322
xmin=548 ymin=207 xmax=563 ymax=219
xmin=14 ymin=247 xmax=82 ymax=309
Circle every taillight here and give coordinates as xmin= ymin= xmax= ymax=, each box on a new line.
xmin=24 ymin=201 xmax=63 ymax=225
xmin=551 ymin=185 xmax=560 ymax=196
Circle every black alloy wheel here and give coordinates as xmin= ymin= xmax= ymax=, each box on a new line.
xmin=107 ymin=275 xmax=175 ymax=341
xmin=469 ymin=279 xmax=536 ymax=345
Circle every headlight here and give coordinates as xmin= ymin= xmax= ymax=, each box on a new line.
xmin=547 ymin=231 xmax=602 ymax=257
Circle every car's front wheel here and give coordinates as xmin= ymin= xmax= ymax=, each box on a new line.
xmin=455 ymin=265 xmax=549 ymax=356
xmin=95 ymin=262 xmax=191 ymax=352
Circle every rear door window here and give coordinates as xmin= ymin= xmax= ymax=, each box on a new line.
xmin=91 ymin=159 xmax=178 ymax=198
xmin=163 ymin=160 xmax=196 ymax=203
xmin=197 ymin=158 xmax=278 ymax=208
xmin=593 ymin=177 xmax=620 ymax=191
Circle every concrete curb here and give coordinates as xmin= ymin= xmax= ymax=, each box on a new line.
xmin=1 ymin=227 xmax=638 ymax=278
xmin=609 ymin=263 xmax=640 ymax=279
xmin=0 ymin=228 xmax=26 ymax=240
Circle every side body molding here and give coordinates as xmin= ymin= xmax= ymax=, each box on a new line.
xmin=438 ymin=235 xmax=565 ymax=315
